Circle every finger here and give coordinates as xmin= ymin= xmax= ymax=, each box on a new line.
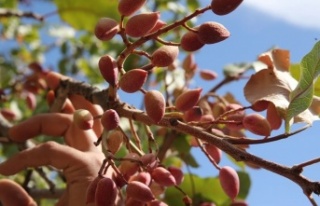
xmin=46 ymin=90 xmax=75 ymax=114
xmin=0 ymin=179 xmax=36 ymax=206
xmin=0 ymin=141 xmax=83 ymax=176
xmin=54 ymin=189 xmax=68 ymax=206
xmin=45 ymin=71 xmax=69 ymax=90
xmin=46 ymin=71 xmax=103 ymax=127
xmin=8 ymin=113 xmax=72 ymax=142
xmin=45 ymin=72 xmax=103 ymax=136
xmin=9 ymin=114 xmax=99 ymax=151
xmin=69 ymin=94 xmax=104 ymax=137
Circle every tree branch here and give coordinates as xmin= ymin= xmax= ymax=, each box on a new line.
xmin=0 ymin=8 xmax=44 ymax=21
xmin=54 ymin=80 xmax=320 ymax=202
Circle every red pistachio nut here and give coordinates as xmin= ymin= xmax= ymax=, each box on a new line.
xmin=125 ymin=12 xmax=160 ymax=37
xmin=118 ymin=0 xmax=146 ymax=16
xmin=144 ymin=90 xmax=165 ymax=123
xmin=219 ymin=166 xmax=240 ymax=200
xmin=175 ymin=88 xmax=202 ymax=112
xmin=94 ymin=18 xmax=119 ymax=41
xmin=211 ymin=0 xmax=243 ymax=16
xmin=119 ymin=69 xmax=148 ymax=93
xmin=101 ymin=109 xmax=120 ymax=131
xmin=197 ymin=22 xmax=230 ymax=44
xmin=151 ymin=45 xmax=179 ymax=67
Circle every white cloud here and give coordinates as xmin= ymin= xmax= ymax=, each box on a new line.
xmin=243 ymin=0 xmax=320 ymax=30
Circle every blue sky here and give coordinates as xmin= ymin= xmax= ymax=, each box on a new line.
xmin=190 ymin=1 xmax=320 ymax=205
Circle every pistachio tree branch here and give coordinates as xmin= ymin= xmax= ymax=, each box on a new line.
xmin=53 ymin=79 xmax=320 ymax=203
xmin=0 ymin=8 xmax=44 ymax=21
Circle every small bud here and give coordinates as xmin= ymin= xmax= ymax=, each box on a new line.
xmin=175 ymin=88 xmax=202 ymax=112
xmin=73 ymin=109 xmax=93 ymax=130
xmin=197 ymin=22 xmax=230 ymax=44
xmin=144 ymin=90 xmax=165 ymax=123
xmin=98 ymin=55 xmax=118 ymax=86
xmin=125 ymin=12 xmax=160 ymax=37
xmin=151 ymin=45 xmax=179 ymax=67
xmin=101 ymin=109 xmax=120 ymax=131
xmin=119 ymin=69 xmax=148 ymax=93
xmin=95 ymin=18 xmax=119 ymax=41
xmin=118 ymin=0 xmax=146 ymax=16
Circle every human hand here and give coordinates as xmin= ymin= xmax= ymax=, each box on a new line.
xmin=0 ymin=72 xmax=107 ymax=206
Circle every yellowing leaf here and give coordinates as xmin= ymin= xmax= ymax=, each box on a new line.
xmin=286 ymin=41 xmax=320 ymax=132
xmin=54 ymin=0 xmax=120 ymax=32
xmin=244 ymin=48 xmax=319 ymax=132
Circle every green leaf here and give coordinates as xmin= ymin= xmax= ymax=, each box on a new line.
xmin=237 ymin=171 xmax=251 ymax=199
xmin=227 ymin=154 xmax=246 ymax=170
xmin=285 ymin=41 xmax=320 ymax=132
xmin=186 ymin=0 xmax=200 ymax=10
xmin=223 ymin=63 xmax=252 ymax=78
xmin=0 ymin=0 xmax=17 ymax=8
xmin=290 ymin=63 xmax=320 ymax=97
xmin=53 ymin=0 xmax=120 ymax=32
xmin=164 ymin=174 xmax=228 ymax=206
